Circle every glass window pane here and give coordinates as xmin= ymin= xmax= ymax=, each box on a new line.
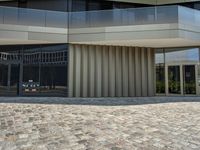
xmin=155 ymin=49 xmax=165 ymax=94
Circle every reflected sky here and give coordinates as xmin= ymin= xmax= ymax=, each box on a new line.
xmin=156 ymin=48 xmax=200 ymax=64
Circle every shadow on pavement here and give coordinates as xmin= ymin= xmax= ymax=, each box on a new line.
xmin=0 ymin=96 xmax=200 ymax=106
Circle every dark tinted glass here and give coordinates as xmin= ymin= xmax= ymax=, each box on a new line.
xmin=0 ymin=44 xmax=68 ymax=97
xmin=0 ymin=0 xmax=152 ymax=12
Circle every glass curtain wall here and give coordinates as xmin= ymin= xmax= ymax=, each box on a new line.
xmin=165 ymin=48 xmax=199 ymax=95
xmin=168 ymin=65 xmax=181 ymax=94
xmin=22 ymin=44 xmax=68 ymax=96
xmin=0 ymin=0 xmax=152 ymax=12
xmin=156 ymin=47 xmax=200 ymax=95
xmin=0 ymin=44 xmax=68 ymax=97
xmin=0 ymin=49 xmax=21 ymax=96
xmin=183 ymin=65 xmax=196 ymax=94
xmin=155 ymin=49 xmax=165 ymax=94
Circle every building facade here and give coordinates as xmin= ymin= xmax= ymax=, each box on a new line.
xmin=0 ymin=0 xmax=200 ymax=97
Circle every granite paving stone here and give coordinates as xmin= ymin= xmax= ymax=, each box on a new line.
xmin=0 ymin=97 xmax=200 ymax=149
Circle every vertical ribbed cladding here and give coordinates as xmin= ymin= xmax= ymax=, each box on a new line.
xmin=122 ymin=47 xmax=129 ymax=97
xmin=108 ymin=46 xmax=116 ymax=97
xmin=135 ymin=47 xmax=142 ymax=96
xmin=128 ymin=47 xmax=135 ymax=97
xmin=81 ymin=45 xmax=88 ymax=97
xmin=68 ymin=44 xmax=74 ymax=97
xmin=141 ymin=47 xmax=148 ymax=96
xmin=74 ymin=44 xmax=81 ymax=97
xmin=102 ymin=46 xmax=109 ymax=97
xmin=88 ymin=45 xmax=95 ymax=97
xmin=115 ymin=46 xmax=122 ymax=97
xmin=68 ymin=44 xmax=155 ymax=97
xmin=95 ymin=45 xmax=102 ymax=97
xmin=147 ymin=48 xmax=155 ymax=96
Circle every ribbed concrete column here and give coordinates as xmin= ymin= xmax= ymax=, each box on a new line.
xmin=128 ymin=47 xmax=135 ymax=97
xmin=88 ymin=45 xmax=95 ymax=97
xmin=141 ymin=48 xmax=148 ymax=96
xmin=102 ymin=46 xmax=109 ymax=97
xmin=122 ymin=47 xmax=129 ymax=97
xmin=109 ymin=46 xmax=116 ymax=97
xmin=74 ymin=45 xmax=81 ymax=97
xmin=81 ymin=45 xmax=88 ymax=97
xmin=96 ymin=46 xmax=102 ymax=97
xmin=68 ymin=44 xmax=74 ymax=97
xmin=115 ymin=47 xmax=122 ymax=97
xmin=135 ymin=47 xmax=142 ymax=96
xmin=68 ymin=44 xmax=155 ymax=97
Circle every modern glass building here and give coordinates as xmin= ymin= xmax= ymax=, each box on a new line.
xmin=0 ymin=0 xmax=200 ymax=97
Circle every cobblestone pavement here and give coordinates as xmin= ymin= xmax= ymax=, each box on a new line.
xmin=0 ymin=98 xmax=200 ymax=150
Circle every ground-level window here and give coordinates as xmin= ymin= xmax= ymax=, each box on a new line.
xmin=0 ymin=44 xmax=68 ymax=97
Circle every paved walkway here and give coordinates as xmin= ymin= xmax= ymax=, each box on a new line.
xmin=0 ymin=97 xmax=200 ymax=150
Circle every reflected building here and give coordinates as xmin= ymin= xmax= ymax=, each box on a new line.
xmin=0 ymin=0 xmax=199 ymax=97
xmin=156 ymin=48 xmax=200 ymax=96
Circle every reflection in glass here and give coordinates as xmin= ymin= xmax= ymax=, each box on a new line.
xmin=0 ymin=44 xmax=68 ymax=96
xmin=40 ymin=65 xmax=67 ymax=96
xmin=10 ymin=64 xmax=19 ymax=95
xmin=183 ymin=65 xmax=196 ymax=95
xmin=155 ymin=49 xmax=165 ymax=94
xmin=0 ymin=64 xmax=20 ymax=96
xmin=168 ymin=66 xmax=181 ymax=94
xmin=165 ymin=48 xmax=199 ymax=64
xmin=22 ymin=44 xmax=68 ymax=96
xmin=0 ymin=64 xmax=8 ymax=95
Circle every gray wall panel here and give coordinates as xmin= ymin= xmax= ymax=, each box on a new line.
xmin=116 ymin=47 xmax=122 ymax=97
xmin=122 ymin=47 xmax=129 ymax=97
xmin=68 ymin=44 xmax=155 ymax=97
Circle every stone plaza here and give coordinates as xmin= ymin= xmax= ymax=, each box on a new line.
xmin=0 ymin=97 xmax=200 ymax=150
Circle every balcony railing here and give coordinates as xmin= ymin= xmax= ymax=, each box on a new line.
xmin=178 ymin=6 xmax=200 ymax=27
xmin=0 ymin=5 xmax=199 ymax=29
xmin=69 ymin=5 xmax=179 ymax=28
xmin=0 ymin=6 xmax=68 ymax=28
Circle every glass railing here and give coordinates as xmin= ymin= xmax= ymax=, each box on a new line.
xmin=178 ymin=6 xmax=200 ymax=27
xmin=69 ymin=5 xmax=179 ymax=28
xmin=0 ymin=6 xmax=68 ymax=28
xmin=0 ymin=5 xmax=199 ymax=29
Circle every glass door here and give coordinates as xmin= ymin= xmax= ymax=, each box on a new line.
xmin=168 ymin=66 xmax=181 ymax=94
xmin=183 ymin=65 xmax=196 ymax=95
